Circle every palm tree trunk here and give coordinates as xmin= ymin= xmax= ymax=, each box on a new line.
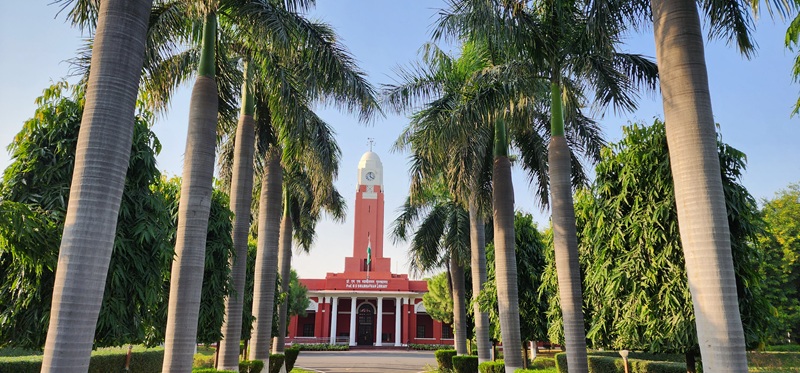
xmin=651 ymin=1 xmax=747 ymax=371
xmin=469 ymin=199 xmax=491 ymax=362
xmin=450 ymin=254 xmax=468 ymax=355
xmin=40 ymin=1 xmax=152 ymax=371
xmin=274 ymin=194 xmax=293 ymax=354
xmin=549 ymin=81 xmax=589 ymax=373
xmin=492 ymin=118 xmax=522 ymax=372
xmin=218 ymin=62 xmax=256 ymax=371
xmin=249 ymin=148 xmax=282 ymax=361
xmin=163 ymin=13 xmax=218 ymax=373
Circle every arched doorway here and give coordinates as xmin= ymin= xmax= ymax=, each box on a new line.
xmin=357 ymin=303 xmax=375 ymax=345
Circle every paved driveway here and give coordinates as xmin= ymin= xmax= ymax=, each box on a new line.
xmin=293 ymin=350 xmax=437 ymax=373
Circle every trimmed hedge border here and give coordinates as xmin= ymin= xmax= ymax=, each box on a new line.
xmin=239 ymin=359 xmax=264 ymax=373
xmin=478 ymin=360 xmax=505 ymax=373
xmin=285 ymin=346 xmax=300 ymax=372
xmin=452 ymin=355 xmax=479 ymax=373
xmin=0 ymin=346 xmax=164 ymax=373
xmin=268 ymin=353 xmax=285 ymax=373
xmin=409 ymin=343 xmax=453 ymax=350
xmin=436 ymin=349 xmax=457 ymax=371
xmin=554 ymin=352 xmax=687 ymax=373
xmin=294 ymin=343 xmax=349 ymax=351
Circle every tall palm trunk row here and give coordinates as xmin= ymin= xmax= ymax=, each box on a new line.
xmin=163 ymin=13 xmax=219 ymax=373
xmin=274 ymin=193 xmax=294 ymax=353
xmin=249 ymin=150 xmax=283 ymax=362
xmin=41 ymin=0 xmax=153 ymax=371
xmin=651 ymin=0 xmax=748 ymax=371
xmin=218 ymin=62 xmax=256 ymax=371
xmin=492 ymin=118 xmax=523 ymax=372
xmin=469 ymin=200 xmax=491 ymax=363
xmin=450 ymin=255 xmax=468 ymax=355
xmin=548 ymin=82 xmax=589 ymax=373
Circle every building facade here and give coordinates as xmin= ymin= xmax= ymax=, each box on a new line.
xmin=286 ymin=151 xmax=454 ymax=347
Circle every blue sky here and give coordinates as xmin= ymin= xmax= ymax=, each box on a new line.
xmin=1 ymin=2 xmax=798 ymax=279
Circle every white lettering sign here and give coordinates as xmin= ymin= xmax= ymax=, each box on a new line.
xmin=344 ymin=279 xmax=389 ymax=289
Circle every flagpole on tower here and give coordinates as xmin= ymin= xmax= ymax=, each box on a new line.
xmin=367 ymin=233 xmax=372 ymax=280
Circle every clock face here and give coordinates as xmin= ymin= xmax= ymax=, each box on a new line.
xmin=365 ymin=171 xmax=376 ymax=181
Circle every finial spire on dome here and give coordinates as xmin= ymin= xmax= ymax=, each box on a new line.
xmin=367 ymin=137 xmax=375 ymax=152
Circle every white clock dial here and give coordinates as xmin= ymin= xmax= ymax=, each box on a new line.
xmin=365 ymin=171 xmax=376 ymax=181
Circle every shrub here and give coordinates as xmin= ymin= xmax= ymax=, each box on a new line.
xmin=765 ymin=344 xmax=800 ymax=352
xmin=0 ymin=346 xmax=164 ymax=373
xmin=194 ymin=353 xmax=216 ymax=368
xmin=409 ymin=343 xmax=453 ymax=350
xmin=555 ymin=353 xmax=567 ymax=373
xmin=629 ymin=360 xmax=686 ymax=373
xmin=587 ymin=356 xmax=623 ymax=372
xmin=452 ymin=355 xmax=479 ymax=373
xmin=436 ymin=349 xmax=457 ymax=371
xmin=284 ymin=347 xmax=300 ymax=371
xmin=0 ymin=355 xmax=41 ymax=373
xmin=239 ymin=359 xmax=264 ymax=373
xmin=294 ymin=343 xmax=349 ymax=351
xmin=268 ymin=353 xmax=284 ymax=373
xmin=478 ymin=360 xmax=505 ymax=373
xmin=529 ymin=357 xmax=556 ymax=370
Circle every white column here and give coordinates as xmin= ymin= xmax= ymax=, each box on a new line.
xmin=349 ymin=296 xmax=357 ymax=346
xmin=375 ymin=297 xmax=384 ymax=346
xmin=329 ymin=297 xmax=339 ymax=344
xmin=394 ymin=297 xmax=402 ymax=346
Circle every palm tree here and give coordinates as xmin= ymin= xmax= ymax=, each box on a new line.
xmin=435 ymin=2 xmax=657 ymax=371
xmin=392 ymin=178 xmax=471 ymax=355
xmin=161 ymin=11 xmax=220 ymax=371
xmin=644 ymin=0 xmax=792 ymax=370
xmin=217 ymin=61 xmax=256 ymax=370
xmin=274 ymin=153 xmax=347 ymax=355
xmin=41 ymin=1 xmax=153 ymax=371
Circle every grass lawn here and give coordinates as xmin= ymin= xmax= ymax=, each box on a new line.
xmin=748 ymin=351 xmax=800 ymax=372
xmin=290 ymin=368 xmax=318 ymax=373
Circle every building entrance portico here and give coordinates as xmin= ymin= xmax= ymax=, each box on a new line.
xmin=285 ymin=151 xmax=453 ymax=348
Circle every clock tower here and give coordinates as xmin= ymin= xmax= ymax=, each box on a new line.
xmin=343 ymin=150 xmax=391 ymax=276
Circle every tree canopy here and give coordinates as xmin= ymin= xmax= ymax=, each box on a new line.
xmin=541 ymin=119 xmax=772 ymax=356
xmin=759 ymin=183 xmax=800 ymax=344
xmin=0 ymin=83 xmax=236 ymax=348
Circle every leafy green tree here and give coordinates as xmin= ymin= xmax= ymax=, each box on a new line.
xmin=153 ymin=177 xmax=234 ymax=345
xmin=0 ymin=83 xmax=170 ymax=349
xmin=760 ymin=183 xmax=800 ymax=344
xmin=542 ymin=119 xmax=772 ymax=371
xmin=270 ymin=269 xmax=311 ymax=337
xmin=478 ymin=212 xmax=548 ymax=344
xmin=423 ymin=272 xmax=455 ymax=326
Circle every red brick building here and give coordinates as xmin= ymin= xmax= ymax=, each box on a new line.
xmin=287 ymin=151 xmax=453 ymax=347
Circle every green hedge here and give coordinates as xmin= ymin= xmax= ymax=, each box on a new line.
xmin=409 ymin=343 xmax=453 ymax=350
xmin=284 ymin=347 xmax=300 ymax=372
xmin=0 ymin=346 xmax=164 ymax=373
xmin=239 ymin=359 xmax=264 ymax=373
xmin=436 ymin=349 xmax=457 ymax=371
xmin=294 ymin=343 xmax=349 ymax=351
xmin=529 ymin=357 xmax=556 ymax=370
xmin=764 ymin=344 xmax=800 ymax=352
xmin=452 ymin=355 xmax=479 ymax=373
xmin=554 ymin=352 xmax=687 ymax=373
xmin=268 ymin=353 xmax=284 ymax=373
xmin=478 ymin=360 xmax=505 ymax=373
xmin=630 ymin=360 xmax=686 ymax=373
xmin=192 ymin=369 xmax=236 ymax=373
